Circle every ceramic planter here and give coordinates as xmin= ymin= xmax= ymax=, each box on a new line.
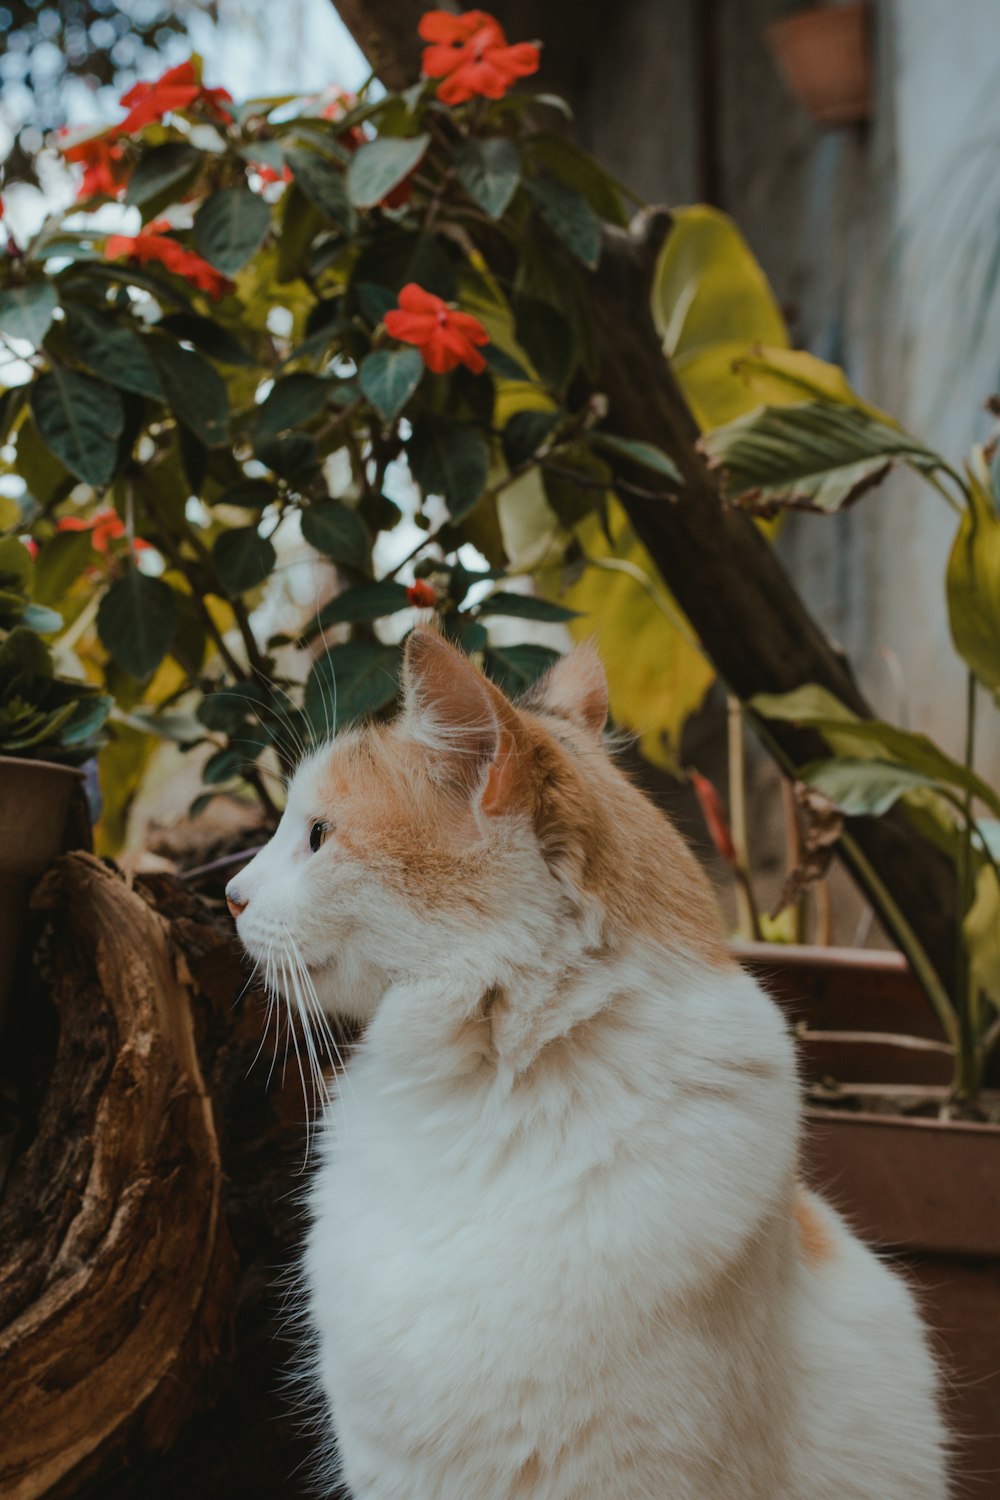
xmin=0 ymin=755 xmax=84 ymax=1026
xmin=736 ymin=942 xmax=1000 ymax=1500
xmin=766 ymin=2 xmax=873 ymax=126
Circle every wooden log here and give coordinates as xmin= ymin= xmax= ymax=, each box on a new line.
xmin=0 ymin=855 xmax=328 ymax=1499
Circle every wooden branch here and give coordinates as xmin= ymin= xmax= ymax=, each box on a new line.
xmin=332 ymin=0 xmax=429 ymax=89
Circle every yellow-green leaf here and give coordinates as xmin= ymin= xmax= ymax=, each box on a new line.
xmin=947 ymin=447 xmax=1000 ymax=697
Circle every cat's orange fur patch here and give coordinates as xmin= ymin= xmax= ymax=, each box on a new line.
xmin=795 ymin=1190 xmax=835 ymax=1265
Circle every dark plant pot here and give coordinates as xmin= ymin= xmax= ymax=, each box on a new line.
xmin=736 ymin=941 xmax=1000 ymax=1500
xmin=0 ymin=755 xmax=84 ymax=1028
xmin=766 ymin=2 xmax=873 ymax=126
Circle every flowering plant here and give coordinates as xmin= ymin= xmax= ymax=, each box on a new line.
xmin=1 ymin=15 xmax=702 ymax=828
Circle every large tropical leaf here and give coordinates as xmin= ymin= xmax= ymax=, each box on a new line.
xmin=701 ymin=401 xmax=942 ymax=515
xmin=651 ymin=206 xmax=787 ymax=429
xmin=946 ymin=447 xmax=1000 ymax=697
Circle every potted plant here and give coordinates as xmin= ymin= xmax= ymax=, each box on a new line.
xmin=766 ymin=0 xmax=873 ymax=126
xmin=0 ymin=536 xmax=110 ymax=1017
xmin=701 ymin=385 xmax=1000 ymax=1497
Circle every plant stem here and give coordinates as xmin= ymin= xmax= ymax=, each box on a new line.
xmin=727 ymin=695 xmax=759 ymax=941
xmin=953 ymin=670 xmax=979 ymax=1100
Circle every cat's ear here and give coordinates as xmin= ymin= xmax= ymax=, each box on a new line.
xmin=403 ymin=629 xmax=533 ymax=815
xmin=531 ymin=641 xmax=608 ymax=735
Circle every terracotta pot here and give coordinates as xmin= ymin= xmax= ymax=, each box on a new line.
xmin=0 ymin=755 xmax=84 ymax=1026
xmin=766 ymin=2 xmax=873 ymax=126
xmin=736 ymin=942 xmax=1000 ymax=1500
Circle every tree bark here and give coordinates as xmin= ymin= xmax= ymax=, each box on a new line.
xmin=0 ymin=856 xmax=329 ymax=1500
xmin=328 ymin=0 xmax=959 ymax=1002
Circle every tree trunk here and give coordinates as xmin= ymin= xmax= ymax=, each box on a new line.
xmin=329 ymin=0 xmax=959 ymax=1002
xmin=0 ymin=855 xmax=329 ymax=1499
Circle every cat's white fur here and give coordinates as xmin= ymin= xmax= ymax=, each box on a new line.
xmin=231 ymin=632 xmax=948 ymax=1499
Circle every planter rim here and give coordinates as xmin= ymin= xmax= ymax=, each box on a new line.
xmin=732 ymin=939 xmax=907 ymax=973
xmin=806 ymin=1104 xmax=1000 ymax=1139
xmin=0 ymin=753 xmax=85 ymax=781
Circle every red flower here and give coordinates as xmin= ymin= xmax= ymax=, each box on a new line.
xmin=56 ymin=509 xmax=150 ymax=554
xmin=419 ymin=10 xmax=540 ymax=106
xmin=252 ymin=161 xmax=292 ymax=186
xmin=104 ymin=219 xmax=234 ymax=300
xmin=406 ymin=579 xmax=438 ymax=608
xmin=60 ymin=133 xmax=129 ymax=201
xmin=688 ymin=770 xmax=737 ymax=865
xmin=320 ymin=88 xmax=365 ymax=150
xmin=384 ymin=283 xmax=490 ymax=375
xmin=117 ymin=60 xmax=233 ymax=135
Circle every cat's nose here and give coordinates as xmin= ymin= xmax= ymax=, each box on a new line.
xmin=226 ymin=883 xmax=248 ymax=919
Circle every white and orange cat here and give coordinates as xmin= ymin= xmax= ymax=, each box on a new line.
xmin=229 ymin=629 xmax=948 ymax=1500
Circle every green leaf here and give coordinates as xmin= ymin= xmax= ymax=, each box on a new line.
xmin=527 ymin=134 xmax=629 ymax=227
xmin=347 ymin=134 xmax=429 ymax=209
xmin=700 ymin=401 xmax=941 ymax=515
xmin=525 ymin=172 xmax=602 ymax=269
xmin=301 ymin=500 xmax=370 ymax=571
xmin=408 ymin=418 xmax=490 ymax=522
xmin=946 ymin=449 xmax=1000 ymax=696
xmin=359 ymin=347 xmax=424 ymax=424
xmin=31 ymin=366 xmax=124 ymax=487
xmin=203 ymin=747 xmax=247 ymax=785
xmin=126 ymin=142 xmax=204 ymax=211
xmin=97 ymin=570 xmax=177 ymax=677
xmin=213 ymin=526 xmax=277 ymax=595
xmin=256 ymin=431 xmax=320 ymax=484
xmin=455 ymin=137 xmax=521 ymax=220
xmin=590 ymin=433 xmax=682 ymax=484
xmin=502 ymin=409 xmax=560 ymax=470
xmin=149 ymin=338 xmax=230 ymax=447
xmin=484 ymin=643 xmax=561 ymax=692
xmin=309 ymin=580 xmax=411 ymax=634
xmin=62 ymin=301 xmax=164 ymax=400
xmin=0 ymin=385 xmax=27 ymax=445
xmin=751 ymin=685 xmax=1000 ymax=817
xmin=194 ymin=186 xmax=272 ymax=275
xmin=477 ymin=592 xmax=580 ymax=623
xmin=305 ymin=641 xmax=402 ymax=731
xmin=0 ymin=282 xmax=58 ymax=348
xmin=512 ymin=295 xmax=575 ymax=392
xmin=284 ymin=147 xmax=356 ymax=234
xmin=256 ymin=374 xmax=330 ymax=443
xmin=156 ymin=312 xmax=255 ymax=365
xmin=799 ymin=758 xmax=944 ymax=818
xmin=32 ymin=530 xmax=95 ymax=609
xmin=214 ymin=478 xmax=278 ymax=510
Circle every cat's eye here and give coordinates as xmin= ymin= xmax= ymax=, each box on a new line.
xmin=309 ymin=820 xmax=329 ymax=853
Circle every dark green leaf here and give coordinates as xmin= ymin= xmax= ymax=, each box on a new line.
xmin=700 ymin=402 xmax=940 ymax=515
xmin=32 ymin=530 xmax=95 ymax=608
xmin=284 ymin=148 xmax=356 ymax=234
xmin=255 ymin=431 xmax=320 ymax=483
xmin=484 ymin=643 xmax=560 ymax=691
xmin=512 ymin=295 xmax=575 ymax=391
xmin=351 ymin=231 xmax=456 ymax=303
xmin=347 ymin=135 xmax=429 ymax=209
xmin=502 ymin=409 xmax=559 ymax=469
xmin=800 ymin=758 xmax=943 ymax=818
xmin=477 ymin=591 xmax=580 ymax=622
xmin=31 ymin=367 xmax=124 ymax=486
xmin=0 ymin=282 xmax=58 ymax=348
xmin=97 ymin=570 xmax=177 ymax=677
xmin=455 ymin=137 xmax=521 ymax=219
xmin=256 ymin=374 xmax=330 ymax=443
xmin=194 ymin=186 xmax=272 ymax=275
xmin=62 ymin=301 xmax=164 ymax=399
xmin=157 ymin=312 xmax=255 ymax=365
xmin=408 ymin=418 xmax=490 ymax=522
xmin=305 ymin=641 xmax=402 ymax=731
xmin=483 ymin=343 xmax=529 ymax=381
xmin=357 ymin=282 xmax=401 ymax=327
xmin=126 ymin=143 xmax=204 ymax=211
xmin=178 ymin=423 xmax=207 ymax=493
xmin=359 ymin=347 xmax=424 ymax=424
xmin=528 ymin=135 xmax=630 ymax=226
xmin=214 ymin=478 xmax=278 ymax=510
xmin=276 ymin=183 xmax=325 ymax=283
xmin=525 ymin=172 xmax=602 ymax=269
xmin=300 ymin=500 xmax=370 ymax=571
xmin=203 ymin=747 xmax=247 ymax=785
xmin=310 ymin=580 xmax=410 ymax=634
xmin=149 ymin=338 xmax=230 ymax=447
xmin=590 ymin=432 xmax=682 ymax=484
xmin=213 ymin=525 xmax=277 ymax=595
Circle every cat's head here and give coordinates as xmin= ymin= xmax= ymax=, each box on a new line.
xmin=228 ymin=629 xmax=722 ymax=1039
